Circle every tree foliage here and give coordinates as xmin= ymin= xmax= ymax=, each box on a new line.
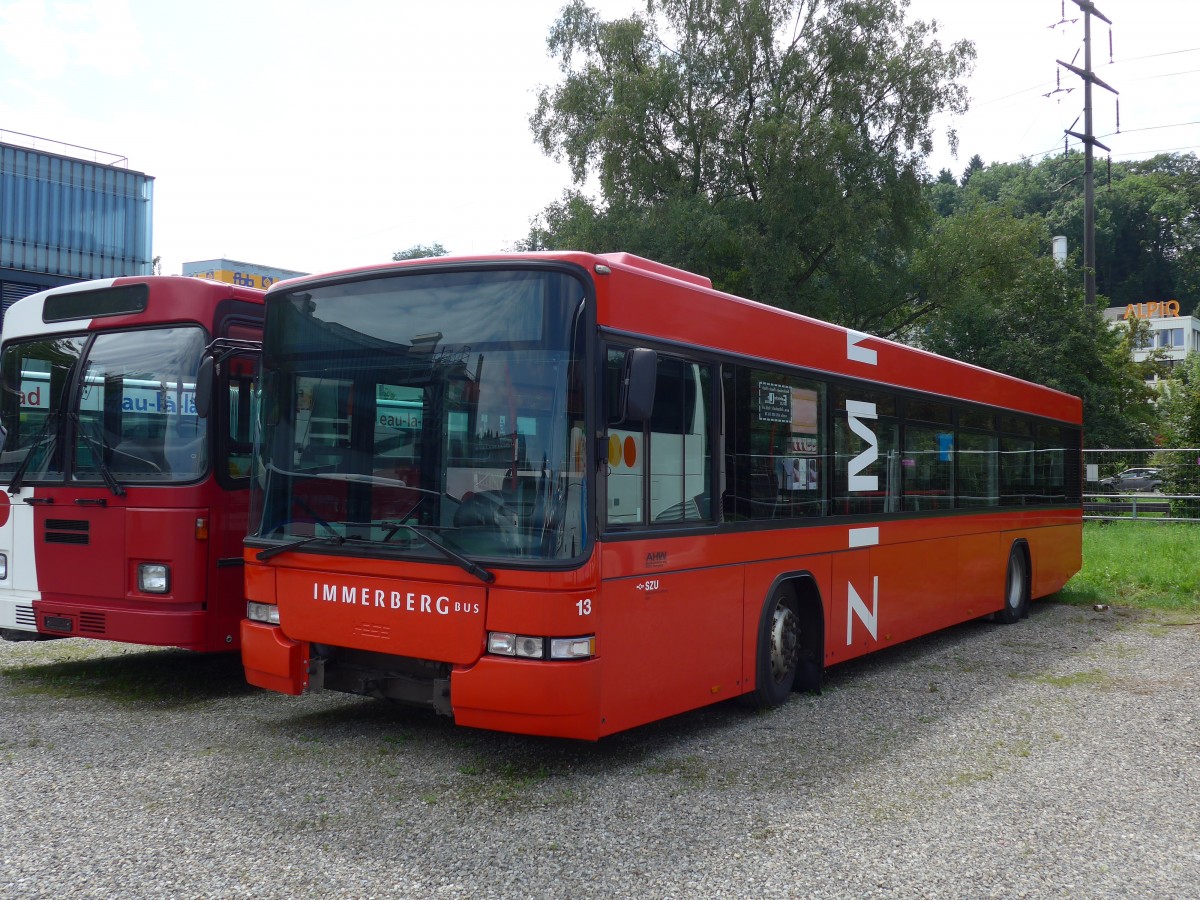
xmin=933 ymin=151 xmax=1200 ymax=314
xmin=527 ymin=0 xmax=974 ymax=329
xmin=393 ymin=243 xmax=449 ymax=261
xmin=915 ymin=207 xmax=1159 ymax=448
xmin=1157 ymin=354 xmax=1200 ymax=504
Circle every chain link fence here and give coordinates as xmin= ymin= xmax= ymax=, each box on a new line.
xmin=1083 ymin=448 xmax=1200 ymax=522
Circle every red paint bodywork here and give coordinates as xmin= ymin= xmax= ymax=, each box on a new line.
xmin=10 ymin=277 xmax=263 ymax=651
xmin=242 ymin=253 xmax=1083 ymax=738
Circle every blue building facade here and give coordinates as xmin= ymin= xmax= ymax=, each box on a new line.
xmin=0 ymin=133 xmax=154 ymax=322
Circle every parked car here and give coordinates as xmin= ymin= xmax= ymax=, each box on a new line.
xmin=1099 ymin=467 xmax=1163 ymax=493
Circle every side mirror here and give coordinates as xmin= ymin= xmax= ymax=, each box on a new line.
xmin=618 ymin=348 xmax=657 ymax=424
xmin=194 ymin=355 xmax=215 ymax=419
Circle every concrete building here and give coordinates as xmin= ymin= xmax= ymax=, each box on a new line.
xmin=0 ymin=131 xmax=154 ymax=324
xmin=1102 ymin=300 xmax=1200 ymax=380
xmin=182 ymin=258 xmax=306 ymax=291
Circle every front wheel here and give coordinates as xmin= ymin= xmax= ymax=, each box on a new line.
xmin=747 ymin=586 xmax=800 ymax=708
xmin=995 ymin=545 xmax=1029 ymax=624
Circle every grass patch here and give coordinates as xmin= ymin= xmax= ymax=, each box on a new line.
xmin=0 ymin=646 xmax=253 ymax=706
xmin=454 ymin=758 xmax=553 ymax=805
xmin=1058 ymin=522 xmax=1200 ymax=612
xmin=1029 ymin=669 xmax=1113 ymax=689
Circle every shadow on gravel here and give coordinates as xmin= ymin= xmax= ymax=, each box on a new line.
xmin=0 ymin=646 xmax=255 ymax=707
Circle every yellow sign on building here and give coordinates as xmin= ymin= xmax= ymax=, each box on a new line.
xmin=1124 ymin=300 xmax=1181 ymax=319
xmin=182 ymin=258 xmax=306 ymax=291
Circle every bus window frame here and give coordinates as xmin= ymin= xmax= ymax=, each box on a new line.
xmin=600 ymin=338 xmax=721 ymax=534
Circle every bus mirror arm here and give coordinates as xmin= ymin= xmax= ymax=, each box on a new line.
xmin=613 ymin=348 xmax=657 ymax=426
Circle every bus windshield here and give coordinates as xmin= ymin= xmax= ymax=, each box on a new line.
xmin=0 ymin=327 xmax=209 ymax=485
xmin=250 ymin=267 xmax=589 ymax=563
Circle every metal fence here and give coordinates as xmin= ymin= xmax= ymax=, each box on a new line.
xmin=1083 ymin=448 xmax=1200 ymax=522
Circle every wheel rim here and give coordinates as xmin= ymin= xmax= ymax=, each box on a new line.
xmin=769 ymin=601 xmax=799 ymax=684
xmin=1007 ymin=554 xmax=1023 ymax=610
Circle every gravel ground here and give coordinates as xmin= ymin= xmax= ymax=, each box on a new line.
xmin=1 ymin=601 xmax=1197 ymax=899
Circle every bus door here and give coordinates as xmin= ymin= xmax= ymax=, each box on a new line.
xmin=0 ymin=336 xmax=90 ymax=634
xmin=830 ymin=546 xmax=877 ymax=666
xmin=829 ymin=389 xmax=900 ymax=664
xmin=206 ymin=334 xmax=260 ymax=650
xmin=36 ymin=328 xmax=211 ymax=642
xmin=599 ymin=351 xmax=740 ymax=731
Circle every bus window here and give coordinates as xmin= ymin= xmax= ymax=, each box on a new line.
xmin=902 ymin=425 xmax=954 ymax=511
xmin=1000 ymin=434 xmax=1037 ymax=505
xmin=73 ymin=328 xmax=209 ymax=483
xmin=0 ymin=337 xmax=86 ymax=483
xmin=605 ymin=350 xmax=713 ymax=526
xmin=956 ymin=431 xmax=999 ymax=507
xmin=832 ymin=389 xmax=900 ymax=515
xmin=722 ymin=365 xmax=826 ymax=521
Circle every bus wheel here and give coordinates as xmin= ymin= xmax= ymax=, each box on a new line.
xmin=749 ymin=586 xmax=800 ymax=708
xmin=995 ymin=545 xmax=1029 ymax=625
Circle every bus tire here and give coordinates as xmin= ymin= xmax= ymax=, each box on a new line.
xmin=748 ymin=585 xmax=800 ymax=708
xmin=994 ymin=544 xmax=1029 ymax=625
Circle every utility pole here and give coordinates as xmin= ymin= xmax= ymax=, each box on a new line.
xmin=1057 ymin=0 xmax=1118 ymax=308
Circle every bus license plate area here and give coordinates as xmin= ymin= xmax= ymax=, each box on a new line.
xmin=43 ymin=615 xmax=74 ymax=633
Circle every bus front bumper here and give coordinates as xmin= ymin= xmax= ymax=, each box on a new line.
xmin=241 ymin=619 xmax=308 ymax=695
xmin=450 ymin=656 xmax=603 ymax=740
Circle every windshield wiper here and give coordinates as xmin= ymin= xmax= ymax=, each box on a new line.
xmin=255 ymin=531 xmax=346 ymax=562
xmin=256 ymin=491 xmax=357 ymax=562
xmin=7 ymin=412 xmax=57 ymax=495
xmin=68 ymin=413 xmax=125 ymax=497
xmin=383 ymin=521 xmax=495 ymax=584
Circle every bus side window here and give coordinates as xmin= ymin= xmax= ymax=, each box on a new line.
xmin=604 ymin=350 xmax=714 ymax=527
xmin=225 ymin=355 xmax=256 ymax=480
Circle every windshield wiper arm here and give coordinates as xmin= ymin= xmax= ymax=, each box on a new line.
xmin=384 ymin=522 xmax=495 ymax=584
xmin=7 ymin=412 xmax=57 ymax=495
xmin=68 ymin=413 xmax=125 ymax=496
xmin=256 ymin=532 xmax=346 ymax=562
xmin=256 ymin=496 xmax=349 ymax=561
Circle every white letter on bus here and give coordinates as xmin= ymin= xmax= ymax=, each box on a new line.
xmin=845 ymin=400 xmax=878 ymax=492
xmin=846 ymin=576 xmax=879 ymax=644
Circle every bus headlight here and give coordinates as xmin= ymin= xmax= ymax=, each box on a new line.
xmin=138 ymin=563 xmax=170 ymax=593
xmin=550 ymin=636 xmax=595 ymax=660
xmin=247 ymin=601 xmax=280 ymax=625
xmin=488 ymin=632 xmax=595 ymax=660
xmin=0 ymin=552 xmax=7 ymax=580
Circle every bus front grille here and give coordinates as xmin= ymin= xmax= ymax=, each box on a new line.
xmin=45 ymin=519 xmax=89 ymax=545
xmin=78 ymin=612 xmax=106 ymax=634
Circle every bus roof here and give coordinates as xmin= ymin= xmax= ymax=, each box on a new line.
xmin=3 ymin=276 xmax=264 ymax=342
xmin=263 ymin=251 xmax=1082 ymax=425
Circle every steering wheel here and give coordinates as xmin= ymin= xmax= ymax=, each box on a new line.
xmin=453 ymin=490 xmax=520 ymax=547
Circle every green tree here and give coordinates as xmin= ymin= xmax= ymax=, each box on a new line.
xmin=527 ymin=0 xmax=974 ymax=330
xmin=1157 ymin=353 xmax=1200 ymax=509
xmin=393 ymin=243 xmax=449 ymax=261
xmin=959 ymin=153 xmax=983 ymax=187
xmin=941 ymin=151 xmax=1200 ymax=314
xmin=916 ymin=207 xmax=1158 ymax=448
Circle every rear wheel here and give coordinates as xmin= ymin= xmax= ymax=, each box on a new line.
xmin=747 ymin=586 xmax=800 ymax=707
xmin=995 ymin=545 xmax=1029 ymax=624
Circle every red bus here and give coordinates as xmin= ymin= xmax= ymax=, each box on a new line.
xmin=0 ymin=276 xmax=263 ymax=651
xmin=240 ymin=252 xmax=1082 ymax=738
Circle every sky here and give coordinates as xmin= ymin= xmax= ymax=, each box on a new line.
xmin=0 ymin=0 xmax=1196 ymax=279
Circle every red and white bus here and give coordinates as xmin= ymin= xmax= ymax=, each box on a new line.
xmin=240 ymin=252 xmax=1082 ymax=739
xmin=0 ymin=276 xmax=263 ymax=651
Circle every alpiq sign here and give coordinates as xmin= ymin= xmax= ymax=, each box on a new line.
xmin=1124 ymin=301 xmax=1181 ymax=319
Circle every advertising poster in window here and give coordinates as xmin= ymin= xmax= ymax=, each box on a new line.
xmin=762 ymin=384 xmax=819 ymax=493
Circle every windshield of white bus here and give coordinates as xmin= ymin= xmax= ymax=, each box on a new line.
xmin=250 ymin=267 xmax=589 ymax=563
xmin=0 ymin=327 xmax=209 ymax=485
